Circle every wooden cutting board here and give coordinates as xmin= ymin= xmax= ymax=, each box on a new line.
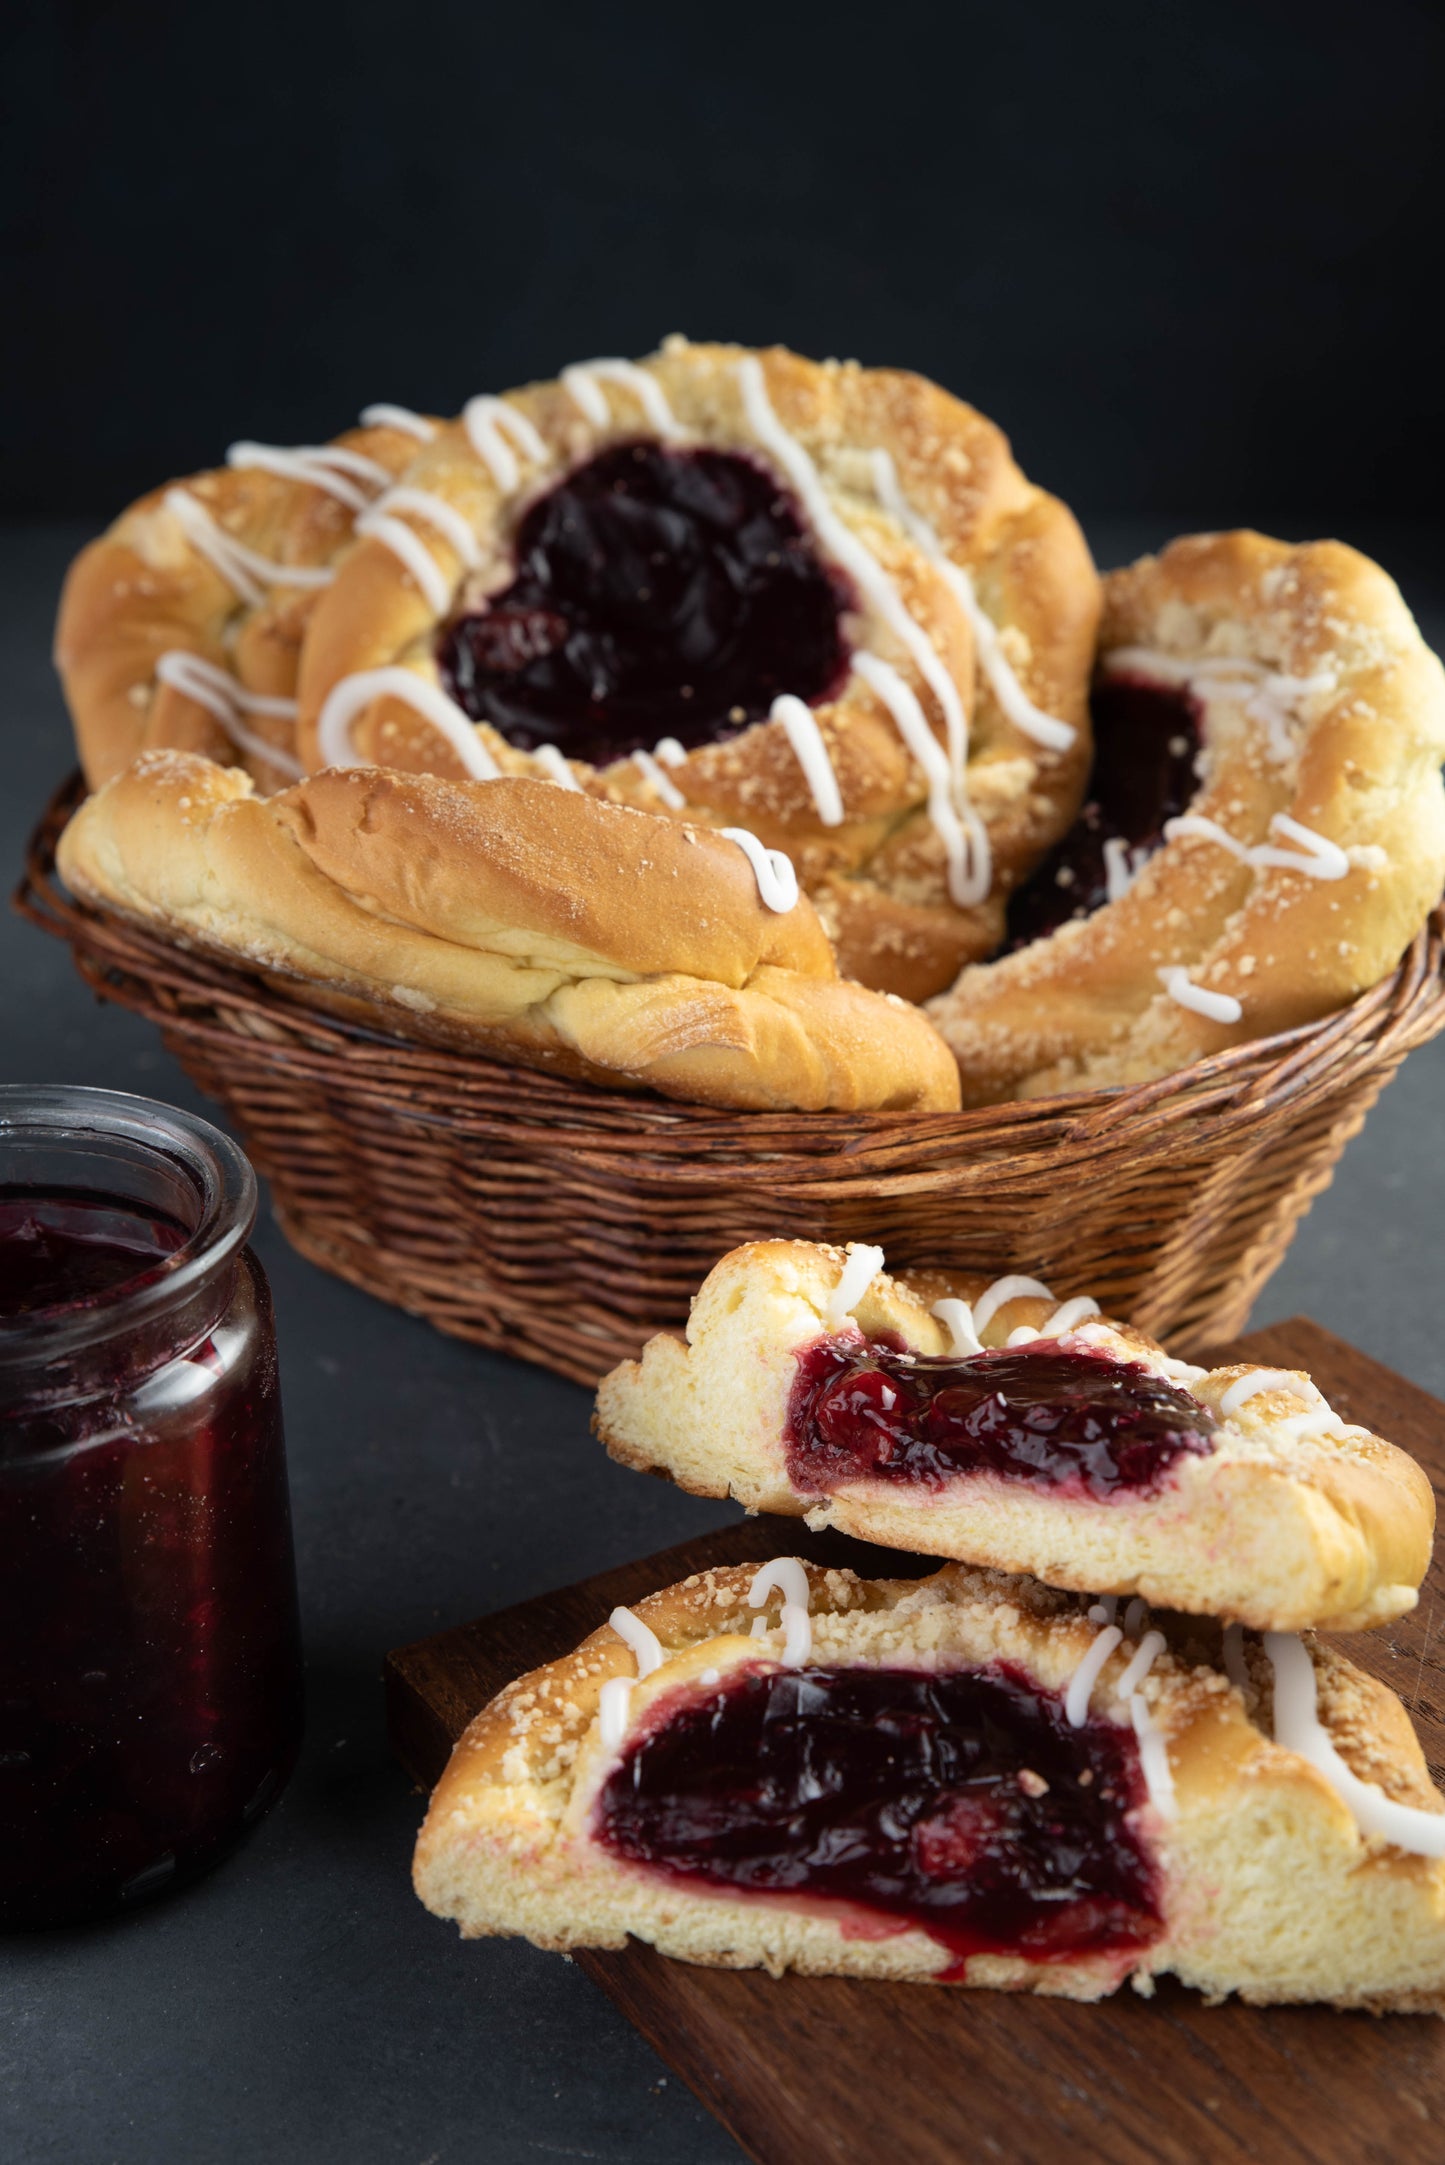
xmin=385 ymin=1318 xmax=1445 ymax=2165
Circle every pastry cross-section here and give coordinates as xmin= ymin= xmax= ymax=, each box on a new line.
xmin=593 ymin=1241 xmax=1433 ymax=1630
xmin=414 ymin=1560 xmax=1445 ymax=2010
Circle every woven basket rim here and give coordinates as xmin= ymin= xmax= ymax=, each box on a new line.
xmin=18 ymin=769 xmax=1445 ymax=1170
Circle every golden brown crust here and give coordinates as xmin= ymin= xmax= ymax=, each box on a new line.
xmin=929 ymin=531 xmax=1445 ymax=1101
xmin=56 ymin=753 xmax=961 ymax=1114
xmin=593 ymin=1240 xmax=1434 ymax=1630
xmin=414 ymin=1558 xmax=1445 ymax=2009
xmin=293 ymin=340 xmax=1100 ymax=999
xmin=55 ymin=420 xmax=432 ymax=790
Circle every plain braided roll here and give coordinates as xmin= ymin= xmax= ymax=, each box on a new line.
xmin=55 ymin=750 xmax=963 ymax=1114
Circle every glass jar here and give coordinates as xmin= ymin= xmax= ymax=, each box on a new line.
xmin=0 ymin=1086 xmax=303 ymax=1929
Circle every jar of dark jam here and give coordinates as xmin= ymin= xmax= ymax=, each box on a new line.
xmin=0 ymin=1086 xmax=303 ymax=1929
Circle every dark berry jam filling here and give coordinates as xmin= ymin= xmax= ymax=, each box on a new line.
xmin=786 ymin=1337 xmax=1217 ymax=1501
xmin=0 ymin=1188 xmax=187 ymax=1317
xmin=1006 ymin=674 xmax=1202 ymax=947
xmin=438 ymin=441 xmax=853 ymax=767
xmin=595 ymin=1662 xmax=1161 ymax=1969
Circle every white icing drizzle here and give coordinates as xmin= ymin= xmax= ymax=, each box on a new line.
xmin=559 ymin=366 xmax=610 ymax=427
xmin=597 ymin=1603 xmax=668 ymax=1751
xmin=930 ymin=1298 xmax=983 ymax=1356
xmin=1130 ymin=1693 xmax=1177 ymax=1819
xmin=771 ymin=694 xmax=844 ymax=826
xmin=1219 ymin=1367 xmax=1311 ymax=1417
xmin=1087 ymin=1598 xmax=1119 ymax=1626
xmin=1217 ymin=1369 xmax=1363 ymax=1446
xmin=1278 ymin=1407 xmax=1361 ymax=1444
xmin=359 ymin=403 xmax=436 ymax=440
xmin=1118 ymin=1630 xmax=1164 ymax=1698
xmin=735 ymin=359 xmax=967 ymax=776
xmin=154 ymin=651 xmax=297 ymax=724
xmin=1221 ymin=1622 xmax=1249 ymax=1694
xmin=868 ymin=448 xmax=1075 ymax=753
xmin=1164 ymin=811 xmax=1349 ymax=882
xmin=317 ymin=667 xmax=500 ymax=779
xmin=154 ymin=651 xmax=303 ymax=779
xmin=1104 ymin=648 xmax=1336 ymax=767
xmin=779 ymin=1606 xmax=812 ymax=1666
xmin=653 ymin=736 xmax=687 ymax=767
xmin=462 ymin=395 xmax=549 ymax=490
xmin=972 ymin=1275 xmax=1054 ymax=1336
xmin=1066 ymin=1625 xmax=1122 ymax=1728
xmin=164 ymin=489 xmax=335 ymax=609
xmin=824 ymin=1244 xmax=886 ymax=1328
xmin=367 ymin=485 xmax=480 ymax=563
xmin=749 ymin=1615 xmax=769 ymax=1639
xmin=748 ymin=1557 xmax=813 ymax=1667
xmin=1043 ymin=1296 xmax=1101 ymax=1337
xmin=1156 ymin=1353 xmax=1210 ymax=1386
xmin=226 ymin=440 xmax=390 ymax=511
xmin=633 ymin=748 xmax=686 ymax=808
xmin=533 ymin=744 xmax=582 ymax=790
xmin=1265 ymin=1632 xmax=1445 ymax=1856
xmin=700 ymin=1667 xmax=721 ymax=1687
xmin=1157 ymin=964 xmax=1243 ymax=1024
xmin=609 ymin=1605 xmax=665 ymax=1677
xmin=1122 ymin=1597 xmax=1149 ymax=1642
xmin=598 ymin=1676 xmax=634 ymax=1750
xmin=562 ymin=359 xmax=681 ymax=438
xmin=851 ymin=651 xmax=990 ymax=907
xmin=1006 ymin=1325 xmax=1040 ymax=1346
xmin=719 ymin=827 xmax=799 ymax=912
xmin=355 ymin=487 xmax=480 ymax=615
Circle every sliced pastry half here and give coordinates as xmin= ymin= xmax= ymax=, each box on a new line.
xmin=593 ymin=1241 xmax=1433 ymax=1632
xmin=414 ymin=1559 xmax=1445 ymax=2009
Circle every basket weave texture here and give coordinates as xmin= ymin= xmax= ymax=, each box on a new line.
xmin=19 ymin=773 xmax=1445 ymax=1387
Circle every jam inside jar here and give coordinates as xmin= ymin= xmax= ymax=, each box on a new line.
xmin=0 ymin=1087 xmax=303 ymax=1929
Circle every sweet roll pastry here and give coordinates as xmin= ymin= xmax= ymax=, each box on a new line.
xmin=55 ymin=407 xmax=441 ymax=796
xmin=413 ymin=1557 xmax=1445 ymax=2009
xmin=56 ymin=753 xmax=962 ymax=1114
xmin=594 ymin=1240 xmax=1432 ymax=1629
xmin=929 ymin=531 xmax=1445 ymax=1099
xmin=294 ymin=340 xmax=1101 ymax=1000
xmin=55 ymin=407 xmax=439 ymax=791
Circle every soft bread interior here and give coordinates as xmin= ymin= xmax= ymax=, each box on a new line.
xmin=593 ymin=1241 xmax=1434 ymax=1630
xmin=415 ymin=1560 xmax=1445 ymax=2011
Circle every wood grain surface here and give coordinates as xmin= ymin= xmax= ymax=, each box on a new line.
xmin=385 ymin=1319 xmax=1445 ymax=2165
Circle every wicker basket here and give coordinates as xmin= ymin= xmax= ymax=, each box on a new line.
xmin=18 ymin=772 xmax=1445 ymax=1386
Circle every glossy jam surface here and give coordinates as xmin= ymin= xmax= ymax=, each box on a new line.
xmin=439 ymin=441 xmax=852 ymax=765
xmin=786 ymin=1337 xmax=1217 ymax=1501
xmin=596 ymin=1663 xmax=1161 ymax=1968
xmin=0 ymin=1188 xmax=187 ymax=1318
xmin=0 ymin=1192 xmax=301 ymax=1928
xmin=1006 ymin=675 xmax=1202 ymax=946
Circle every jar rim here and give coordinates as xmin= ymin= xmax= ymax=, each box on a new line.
xmin=0 ymin=1085 xmax=257 ymax=1362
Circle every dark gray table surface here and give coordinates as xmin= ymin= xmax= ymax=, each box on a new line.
xmin=3 ymin=518 xmax=1443 ymax=2165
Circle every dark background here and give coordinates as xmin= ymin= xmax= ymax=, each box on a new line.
xmin=4 ymin=0 xmax=1443 ymax=529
